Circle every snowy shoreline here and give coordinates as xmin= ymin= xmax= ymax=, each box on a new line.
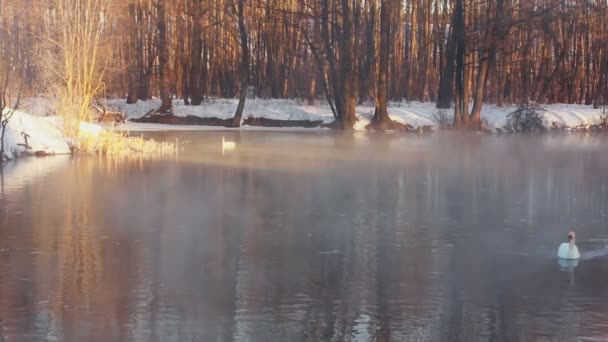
xmin=2 ymin=111 xmax=71 ymax=161
xmin=108 ymin=98 xmax=607 ymax=132
xmin=2 ymin=98 xmax=607 ymax=161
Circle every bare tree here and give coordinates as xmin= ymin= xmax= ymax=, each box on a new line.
xmin=42 ymin=0 xmax=112 ymax=137
xmin=0 ymin=2 xmax=24 ymax=161
xmin=0 ymin=77 xmax=22 ymax=163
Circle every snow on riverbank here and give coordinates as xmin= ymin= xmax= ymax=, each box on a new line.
xmin=1 ymin=98 xmax=178 ymax=161
xmin=2 ymin=111 xmax=70 ymax=160
xmin=1 ymin=109 xmax=107 ymax=161
xmin=107 ymin=98 xmax=606 ymax=131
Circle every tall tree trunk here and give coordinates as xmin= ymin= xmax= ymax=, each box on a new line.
xmin=179 ymin=16 xmax=190 ymax=105
xmin=470 ymin=46 xmax=496 ymax=130
xmin=231 ymin=0 xmax=249 ymax=127
xmin=323 ymin=0 xmax=342 ymax=121
xmin=190 ymin=2 xmax=203 ymax=106
xmin=308 ymin=51 xmax=316 ymax=105
xmin=453 ymin=0 xmax=466 ymax=128
xmin=371 ymin=0 xmax=393 ymax=129
xmin=156 ymin=2 xmax=172 ymax=114
xmin=202 ymin=41 xmax=209 ymax=100
xmin=126 ymin=4 xmax=139 ymax=104
xmin=462 ymin=1 xmax=471 ymax=128
xmin=408 ymin=0 xmax=418 ymax=100
xmin=358 ymin=0 xmax=375 ymax=104
xmin=337 ymin=0 xmax=357 ymax=130
xmin=437 ymin=25 xmax=456 ymax=109
xmin=138 ymin=5 xmax=152 ymax=101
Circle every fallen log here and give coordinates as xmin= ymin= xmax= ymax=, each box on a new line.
xmin=243 ymin=116 xmax=324 ymax=128
xmin=131 ymin=114 xmax=233 ymax=127
xmin=93 ymin=98 xmax=126 ymax=124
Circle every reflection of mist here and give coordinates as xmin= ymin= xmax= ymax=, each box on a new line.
xmin=1 ymin=133 xmax=608 ymax=340
xmin=0 ymin=156 xmax=70 ymax=199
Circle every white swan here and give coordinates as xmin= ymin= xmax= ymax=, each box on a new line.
xmin=221 ymin=136 xmax=236 ymax=155
xmin=558 ymin=231 xmax=581 ymax=260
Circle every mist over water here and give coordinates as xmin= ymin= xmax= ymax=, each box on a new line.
xmin=1 ymin=132 xmax=608 ymax=341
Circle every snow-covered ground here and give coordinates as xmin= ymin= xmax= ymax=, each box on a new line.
xmin=107 ymin=98 xmax=607 ymax=131
xmin=1 ymin=104 xmax=105 ymax=161
xmin=2 ymin=110 xmax=71 ymax=161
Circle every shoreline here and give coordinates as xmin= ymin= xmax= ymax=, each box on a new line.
xmin=2 ymin=98 xmax=607 ymax=162
xmin=106 ymin=98 xmax=607 ymax=131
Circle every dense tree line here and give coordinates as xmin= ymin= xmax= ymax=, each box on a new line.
xmin=1 ymin=0 xmax=608 ymax=130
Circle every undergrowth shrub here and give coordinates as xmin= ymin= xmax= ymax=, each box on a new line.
xmin=504 ymin=104 xmax=547 ymax=133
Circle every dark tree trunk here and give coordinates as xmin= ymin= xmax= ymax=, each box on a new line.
xmin=359 ymin=0 xmax=376 ymax=104
xmin=371 ymin=0 xmax=393 ymax=129
xmin=323 ymin=0 xmax=342 ymax=121
xmin=126 ymin=4 xmax=139 ymax=104
xmin=231 ymin=0 xmax=249 ymax=128
xmin=156 ymin=2 xmax=172 ymax=114
xmin=437 ymin=24 xmax=456 ymax=109
xmin=338 ymin=0 xmax=357 ymax=130
xmin=470 ymin=46 xmax=496 ymax=130
xmin=202 ymin=43 xmax=208 ymax=100
xmin=179 ymin=16 xmax=190 ymax=105
xmin=190 ymin=2 xmax=203 ymax=106
xmin=453 ymin=0 xmax=466 ymax=128
xmin=139 ymin=6 xmax=154 ymax=101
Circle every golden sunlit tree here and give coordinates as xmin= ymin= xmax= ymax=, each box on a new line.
xmin=42 ymin=0 xmax=112 ymax=137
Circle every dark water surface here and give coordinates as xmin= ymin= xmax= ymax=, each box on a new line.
xmin=1 ymin=132 xmax=608 ymax=341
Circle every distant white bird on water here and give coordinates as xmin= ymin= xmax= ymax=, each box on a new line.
xmin=558 ymin=231 xmax=581 ymax=260
xmin=222 ymin=136 xmax=236 ymax=155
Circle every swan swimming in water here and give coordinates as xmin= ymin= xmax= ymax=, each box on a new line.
xmin=558 ymin=231 xmax=581 ymax=260
xmin=221 ymin=136 xmax=236 ymax=155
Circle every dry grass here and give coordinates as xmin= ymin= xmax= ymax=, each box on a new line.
xmin=76 ymin=127 xmax=175 ymax=156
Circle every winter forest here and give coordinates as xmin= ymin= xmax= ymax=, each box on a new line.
xmin=1 ymin=0 xmax=608 ymax=133
xmin=3 ymin=1 xmax=608 ymax=340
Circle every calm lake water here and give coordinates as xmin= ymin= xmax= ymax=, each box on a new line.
xmin=1 ymin=132 xmax=608 ymax=341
